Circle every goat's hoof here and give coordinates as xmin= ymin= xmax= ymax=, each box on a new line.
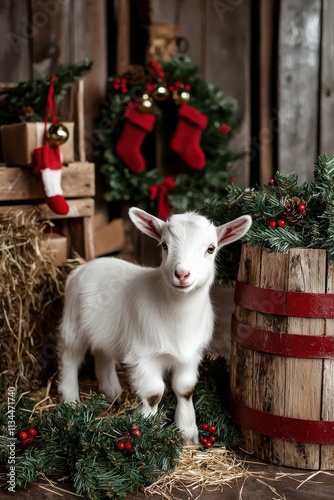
xmin=103 ymin=392 xmax=123 ymax=406
xmin=182 ymin=435 xmax=198 ymax=446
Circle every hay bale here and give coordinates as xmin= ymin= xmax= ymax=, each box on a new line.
xmin=0 ymin=210 xmax=83 ymax=391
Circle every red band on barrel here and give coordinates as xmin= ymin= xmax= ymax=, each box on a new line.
xmin=229 ymin=394 xmax=334 ymax=444
xmin=231 ymin=317 xmax=334 ymax=358
xmin=234 ymin=281 xmax=334 ymax=318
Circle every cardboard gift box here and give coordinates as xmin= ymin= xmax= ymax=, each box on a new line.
xmin=1 ymin=122 xmax=75 ymax=166
xmin=41 ymin=233 xmax=68 ymax=266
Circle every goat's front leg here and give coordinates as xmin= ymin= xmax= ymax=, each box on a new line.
xmin=172 ymin=362 xmax=199 ymax=445
xmin=131 ymin=359 xmax=165 ymax=417
xmin=94 ymin=351 xmax=122 ymax=403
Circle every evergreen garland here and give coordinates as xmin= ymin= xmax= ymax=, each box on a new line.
xmin=0 ymin=357 xmax=239 ymax=499
xmin=203 ymin=154 xmax=334 ymax=284
xmin=0 ymin=59 xmax=93 ymax=126
xmin=94 ymin=54 xmax=243 ymax=214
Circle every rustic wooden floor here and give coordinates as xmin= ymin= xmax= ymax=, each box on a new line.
xmin=2 ymin=288 xmax=334 ymax=498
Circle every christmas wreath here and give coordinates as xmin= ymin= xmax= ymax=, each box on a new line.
xmin=94 ymin=54 xmax=243 ymax=219
xmin=203 ymin=154 xmax=334 ymax=284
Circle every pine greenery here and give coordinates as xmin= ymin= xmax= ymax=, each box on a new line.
xmin=94 ymin=54 xmax=243 ymax=214
xmin=0 ymin=357 xmax=239 ymax=499
xmin=203 ymin=154 xmax=334 ymax=284
xmin=0 ymin=59 xmax=93 ymax=126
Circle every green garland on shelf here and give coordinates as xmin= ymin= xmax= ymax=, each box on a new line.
xmin=0 ymin=357 xmax=239 ymax=499
xmin=94 ymin=54 xmax=243 ymax=214
xmin=203 ymin=154 xmax=334 ymax=285
xmin=0 ymin=59 xmax=93 ymax=126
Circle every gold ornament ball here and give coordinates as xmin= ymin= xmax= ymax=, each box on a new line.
xmin=152 ymin=85 xmax=169 ymax=101
xmin=138 ymin=93 xmax=154 ymax=113
xmin=173 ymin=90 xmax=191 ymax=105
xmin=46 ymin=123 xmax=69 ymax=147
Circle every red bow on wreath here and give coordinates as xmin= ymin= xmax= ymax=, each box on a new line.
xmin=149 ymin=176 xmax=176 ymax=221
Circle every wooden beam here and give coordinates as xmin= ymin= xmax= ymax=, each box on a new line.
xmin=0 ymin=162 xmax=95 ymax=201
xmin=319 ymin=0 xmax=334 ymax=156
xmin=278 ymin=0 xmax=321 ymax=182
xmin=259 ymin=0 xmax=275 ymax=184
xmin=0 ymin=197 xmax=94 ymax=219
xmin=205 ymin=0 xmax=251 ymax=187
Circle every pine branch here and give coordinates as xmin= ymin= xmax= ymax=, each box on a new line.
xmin=0 ymin=59 xmax=93 ymax=126
xmin=203 ymin=154 xmax=334 ymax=283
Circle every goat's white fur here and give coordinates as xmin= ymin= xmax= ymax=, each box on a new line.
xmin=58 ymin=208 xmax=252 ymax=444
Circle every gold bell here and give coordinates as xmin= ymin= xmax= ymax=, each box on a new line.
xmin=152 ymin=85 xmax=169 ymax=101
xmin=138 ymin=93 xmax=154 ymax=113
xmin=173 ymin=89 xmax=191 ymax=105
xmin=46 ymin=122 xmax=69 ymax=147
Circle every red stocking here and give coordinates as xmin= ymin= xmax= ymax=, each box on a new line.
xmin=170 ymin=103 xmax=208 ymax=169
xmin=33 ymin=76 xmax=69 ymax=215
xmin=34 ymin=145 xmax=69 ymax=215
xmin=115 ymin=103 xmax=156 ymax=173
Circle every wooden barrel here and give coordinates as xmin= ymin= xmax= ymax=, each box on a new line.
xmin=229 ymin=244 xmax=334 ymax=470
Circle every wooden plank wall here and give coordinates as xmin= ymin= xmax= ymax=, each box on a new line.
xmin=2 ymin=0 xmax=334 ymax=188
xmin=150 ymin=0 xmax=251 ymax=187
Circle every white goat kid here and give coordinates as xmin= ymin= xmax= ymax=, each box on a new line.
xmin=58 ymin=208 xmax=251 ymax=445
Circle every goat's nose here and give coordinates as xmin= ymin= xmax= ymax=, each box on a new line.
xmin=175 ymin=269 xmax=190 ymax=282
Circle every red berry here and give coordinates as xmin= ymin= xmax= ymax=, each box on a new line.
xmin=184 ymin=84 xmax=191 ymax=91
xmin=28 ymin=428 xmax=38 ymax=438
xmin=269 ymin=178 xmax=275 ymax=185
xmin=117 ymin=441 xmax=125 ymax=450
xmin=269 ymin=220 xmax=277 ymax=229
xmin=201 ymin=437 xmax=208 ymax=444
xmin=277 ymin=219 xmax=286 ymax=227
xmin=209 ymin=435 xmax=217 ymax=443
xmin=22 ymin=437 xmax=34 ymax=447
xmin=124 ymin=434 xmax=131 ymax=441
xmin=297 ymin=203 xmax=306 ymax=212
xmin=124 ymin=442 xmax=133 ymax=451
xmin=18 ymin=431 xmax=28 ymax=441
xmin=208 ymin=425 xmax=217 ymax=433
xmin=219 ymin=124 xmax=231 ymax=134
xmin=132 ymin=429 xmax=141 ymax=437
xmin=114 ymin=78 xmax=121 ymax=83
xmin=205 ymin=441 xmax=213 ymax=449
xmin=201 ymin=423 xmax=208 ymax=431
xmin=113 ymin=83 xmax=120 ymax=90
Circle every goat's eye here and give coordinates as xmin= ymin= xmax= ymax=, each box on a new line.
xmin=161 ymin=241 xmax=168 ymax=251
xmin=207 ymin=245 xmax=215 ymax=254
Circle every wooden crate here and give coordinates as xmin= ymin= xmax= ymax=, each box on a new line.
xmin=229 ymin=243 xmax=334 ymax=470
xmin=0 ymin=162 xmax=95 ymax=261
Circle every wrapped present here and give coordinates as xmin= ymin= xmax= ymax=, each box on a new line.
xmin=41 ymin=233 xmax=68 ymax=266
xmin=1 ymin=122 xmax=75 ymax=166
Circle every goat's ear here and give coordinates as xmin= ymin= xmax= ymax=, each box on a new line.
xmin=216 ymin=215 xmax=252 ymax=249
xmin=129 ymin=207 xmax=164 ymax=241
